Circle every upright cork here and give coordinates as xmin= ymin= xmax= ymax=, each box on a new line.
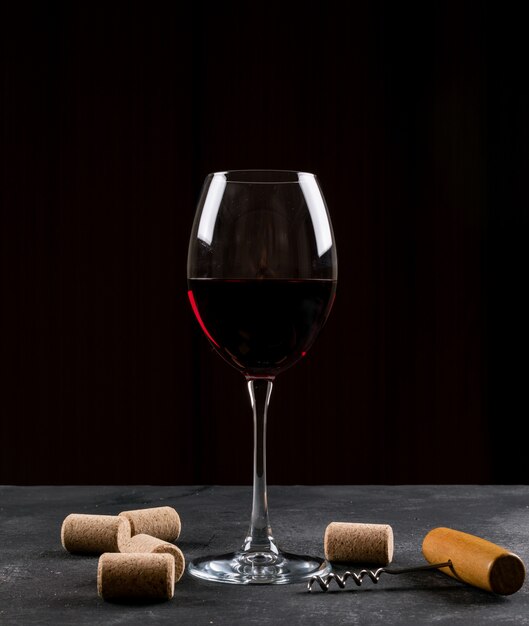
xmin=324 ymin=522 xmax=394 ymax=565
xmin=422 ymin=527 xmax=526 ymax=595
xmin=61 ymin=514 xmax=131 ymax=554
xmin=98 ymin=553 xmax=175 ymax=600
xmin=122 ymin=534 xmax=186 ymax=582
xmin=119 ymin=506 xmax=181 ymax=542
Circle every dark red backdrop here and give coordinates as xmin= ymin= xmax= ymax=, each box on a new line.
xmin=1 ymin=2 xmax=527 ymax=484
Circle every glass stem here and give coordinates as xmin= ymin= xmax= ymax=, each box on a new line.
xmin=242 ymin=378 xmax=279 ymax=554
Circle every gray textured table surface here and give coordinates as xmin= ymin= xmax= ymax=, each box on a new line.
xmin=0 ymin=485 xmax=528 ymax=625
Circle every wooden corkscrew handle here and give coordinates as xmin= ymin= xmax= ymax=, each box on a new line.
xmin=422 ymin=527 xmax=526 ymax=595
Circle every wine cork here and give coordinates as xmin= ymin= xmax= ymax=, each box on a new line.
xmin=122 ymin=534 xmax=186 ymax=582
xmin=97 ymin=553 xmax=175 ymax=600
xmin=324 ymin=522 xmax=394 ymax=565
xmin=119 ymin=506 xmax=181 ymax=542
xmin=61 ymin=514 xmax=131 ymax=554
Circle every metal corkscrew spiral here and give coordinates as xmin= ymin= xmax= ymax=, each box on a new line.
xmin=307 ymin=561 xmax=454 ymax=592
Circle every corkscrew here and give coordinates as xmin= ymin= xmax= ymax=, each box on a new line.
xmin=308 ymin=527 xmax=526 ymax=595
xmin=308 ymin=561 xmax=454 ymax=592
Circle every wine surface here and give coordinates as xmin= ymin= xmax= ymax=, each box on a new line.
xmin=188 ymin=278 xmax=336 ymax=376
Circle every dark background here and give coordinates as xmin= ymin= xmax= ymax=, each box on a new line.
xmin=0 ymin=2 xmax=527 ymax=485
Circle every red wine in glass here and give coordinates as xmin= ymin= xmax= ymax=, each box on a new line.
xmin=188 ymin=278 xmax=336 ymax=377
xmin=187 ymin=170 xmax=337 ymax=584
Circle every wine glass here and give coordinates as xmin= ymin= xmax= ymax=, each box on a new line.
xmin=187 ymin=170 xmax=337 ymax=584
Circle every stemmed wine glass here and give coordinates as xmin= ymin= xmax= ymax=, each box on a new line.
xmin=187 ymin=170 xmax=337 ymax=584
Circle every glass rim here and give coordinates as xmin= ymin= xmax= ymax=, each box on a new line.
xmin=207 ymin=169 xmax=316 ymax=184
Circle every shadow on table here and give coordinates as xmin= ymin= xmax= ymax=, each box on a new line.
xmin=101 ymin=598 xmax=172 ymax=606
xmin=300 ymin=581 xmax=510 ymax=606
xmin=38 ymin=549 xmax=76 ymax=560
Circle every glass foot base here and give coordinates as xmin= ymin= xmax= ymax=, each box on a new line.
xmin=188 ymin=549 xmax=331 ymax=585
